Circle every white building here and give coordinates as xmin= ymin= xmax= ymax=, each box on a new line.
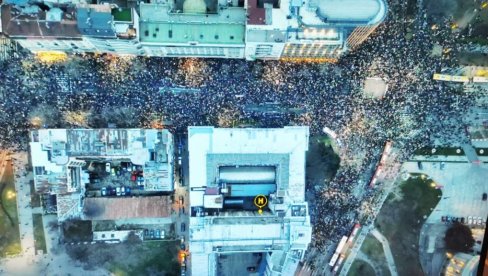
xmin=188 ymin=126 xmax=312 ymax=275
xmin=29 ymin=128 xmax=174 ymax=221
xmin=1 ymin=0 xmax=387 ymax=60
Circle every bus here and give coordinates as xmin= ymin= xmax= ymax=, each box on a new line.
xmin=329 ymin=253 xmax=339 ymax=267
xmin=347 ymin=224 xmax=361 ymax=244
xmin=335 ymin=236 xmax=348 ymax=254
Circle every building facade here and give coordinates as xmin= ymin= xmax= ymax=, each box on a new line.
xmin=188 ymin=126 xmax=312 ymax=275
xmin=0 ymin=0 xmax=387 ymax=60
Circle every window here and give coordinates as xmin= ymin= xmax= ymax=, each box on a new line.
xmin=34 ymin=166 xmax=46 ymax=175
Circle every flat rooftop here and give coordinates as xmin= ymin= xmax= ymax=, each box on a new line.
xmin=139 ymin=3 xmax=245 ymax=44
xmin=188 ymin=127 xmax=312 ymax=276
xmin=83 ymin=196 xmax=172 ymax=220
xmin=1 ymin=5 xmax=81 ymax=38
xmin=188 ymin=126 xmax=309 ymax=207
xmin=302 ymin=0 xmax=388 ymax=26
xmin=30 ymin=128 xmax=174 ymax=193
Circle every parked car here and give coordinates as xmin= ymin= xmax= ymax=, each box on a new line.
xmin=144 ymin=229 xmax=149 ymax=237
xmin=478 ymin=217 xmax=483 ymax=225
xmin=155 ymin=229 xmax=161 ymax=239
xmin=468 ymin=216 xmax=473 ymax=224
xmin=116 ymin=187 xmax=121 ymax=196
xmin=105 ymin=162 xmax=111 ymax=173
xmin=101 ymin=187 xmax=107 ymax=196
xmin=181 ymin=223 xmax=186 ymax=232
xmin=247 ymin=267 xmax=256 ymax=272
xmin=150 ymin=230 xmax=154 ymax=238
xmin=126 ymin=187 xmax=131 ymax=195
xmin=483 ymin=193 xmax=487 ymax=201
xmin=460 ymin=217 xmax=465 ymax=224
xmin=180 ymin=241 xmax=186 ymax=250
xmin=441 ymin=216 xmax=446 ymax=222
xmin=121 ymin=186 xmax=126 ymax=196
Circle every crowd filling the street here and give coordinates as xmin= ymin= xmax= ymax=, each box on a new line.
xmin=0 ymin=0 xmax=487 ymax=273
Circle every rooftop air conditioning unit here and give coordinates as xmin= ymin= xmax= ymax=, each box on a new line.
xmin=276 ymin=190 xmax=286 ymax=197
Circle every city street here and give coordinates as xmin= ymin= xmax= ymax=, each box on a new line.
xmin=0 ymin=0 xmax=486 ymax=274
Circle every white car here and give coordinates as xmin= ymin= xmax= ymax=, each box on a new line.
xmin=478 ymin=217 xmax=483 ymax=225
xmin=468 ymin=216 xmax=473 ymax=225
xmin=116 ymin=187 xmax=121 ymax=196
xmin=105 ymin=163 xmax=111 ymax=173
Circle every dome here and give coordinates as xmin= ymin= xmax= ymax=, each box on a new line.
xmin=317 ymin=0 xmax=385 ymax=25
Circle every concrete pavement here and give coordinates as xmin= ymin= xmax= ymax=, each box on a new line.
xmin=403 ymin=161 xmax=488 ymax=223
xmin=371 ymin=228 xmax=398 ymax=276
xmin=1 ymin=151 xmax=108 ymax=276
xmin=11 ymin=152 xmax=36 ymax=257
xmin=340 ymin=148 xmax=402 ymax=276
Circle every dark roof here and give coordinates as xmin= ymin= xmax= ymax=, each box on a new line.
xmin=247 ymin=0 xmax=266 ymax=25
xmin=76 ymin=7 xmax=115 ymax=37
xmin=1 ymin=5 xmax=81 ymax=38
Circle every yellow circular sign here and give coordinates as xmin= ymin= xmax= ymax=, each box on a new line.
xmin=254 ymin=195 xmax=268 ymax=209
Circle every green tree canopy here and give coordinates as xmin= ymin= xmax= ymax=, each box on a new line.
xmin=444 ymin=222 xmax=475 ymax=253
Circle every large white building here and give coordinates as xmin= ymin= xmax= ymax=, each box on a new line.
xmin=188 ymin=126 xmax=312 ymax=275
xmin=29 ymin=128 xmax=174 ymax=221
xmin=0 ymin=0 xmax=387 ymax=60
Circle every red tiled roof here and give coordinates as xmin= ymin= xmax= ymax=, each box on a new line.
xmin=83 ymin=196 xmax=172 ymax=220
xmin=247 ymin=0 xmax=266 ymax=25
xmin=1 ymin=5 xmax=81 ymax=38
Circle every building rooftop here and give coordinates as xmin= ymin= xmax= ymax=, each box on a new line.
xmin=188 ymin=126 xmax=312 ymax=275
xmin=76 ymin=5 xmax=116 ymax=37
xmin=30 ymin=128 xmax=174 ymax=193
xmin=303 ymin=0 xmax=388 ymax=26
xmin=139 ymin=3 xmax=245 ymax=44
xmin=318 ymin=0 xmax=387 ymax=24
xmin=1 ymin=5 xmax=81 ymax=38
xmin=83 ymin=196 xmax=172 ymax=220
xmin=247 ymin=0 xmax=266 ymax=25
xmin=188 ymin=126 xmax=309 ymax=207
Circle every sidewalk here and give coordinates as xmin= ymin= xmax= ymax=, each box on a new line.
xmin=1 ymin=151 xmax=109 ymax=276
xmin=12 ymin=152 xmax=36 ymax=257
xmin=371 ymin=228 xmax=398 ymax=276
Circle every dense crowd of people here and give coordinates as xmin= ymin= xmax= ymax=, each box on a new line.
xmin=0 ymin=0 xmax=485 ymax=272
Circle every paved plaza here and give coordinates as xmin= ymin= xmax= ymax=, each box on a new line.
xmin=403 ymin=161 xmax=488 ymax=223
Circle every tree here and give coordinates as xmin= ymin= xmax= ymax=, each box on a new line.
xmin=64 ymin=110 xmax=90 ymax=128
xmin=89 ymin=106 xmax=140 ymax=128
xmin=444 ymin=222 xmax=475 ymax=253
xmin=28 ymin=104 xmax=62 ymax=128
